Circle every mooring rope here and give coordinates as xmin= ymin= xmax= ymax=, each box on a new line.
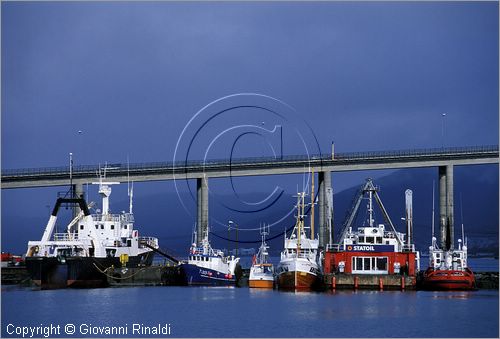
xmin=92 ymin=262 xmax=155 ymax=280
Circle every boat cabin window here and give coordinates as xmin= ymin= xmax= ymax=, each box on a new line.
xmin=356 ymin=257 xmax=362 ymax=270
xmin=100 ymin=225 xmax=104 ymax=230
xmin=352 ymin=256 xmax=388 ymax=274
xmin=385 ymin=241 xmax=390 ymax=244
xmin=111 ymin=225 xmax=115 ymax=230
xmin=366 ymin=237 xmax=374 ymax=244
xmin=127 ymin=240 xmax=132 ymax=247
xmin=123 ymin=225 xmax=128 ymax=229
xmin=363 ymin=257 xmax=370 ymax=270
xmin=359 ymin=236 xmax=365 ymax=243
xmin=80 ymin=225 xmax=84 ymax=230
xmin=376 ymin=237 xmax=382 ymax=244
xmin=376 ymin=258 xmax=387 ymax=270
xmin=95 ymin=225 xmax=99 ymax=229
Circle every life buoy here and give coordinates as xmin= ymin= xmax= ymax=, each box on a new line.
xmin=34 ymin=246 xmax=39 ymax=253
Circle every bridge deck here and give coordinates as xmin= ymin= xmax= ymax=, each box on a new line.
xmin=2 ymin=145 xmax=498 ymax=188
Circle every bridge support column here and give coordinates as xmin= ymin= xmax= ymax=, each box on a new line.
xmin=446 ymin=165 xmax=454 ymax=250
xmin=439 ymin=167 xmax=447 ymax=249
xmin=197 ymin=177 xmax=209 ymax=245
xmin=439 ymin=165 xmax=454 ymax=250
xmin=318 ymin=171 xmax=333 ymax=249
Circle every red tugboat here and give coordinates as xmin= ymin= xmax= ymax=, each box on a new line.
xmin=422 ymin=237 xmax=475 ymax=290
xmin=323 ymin=179 xmax=420 ymax=289
xmin=422 ymin=189 xmax=475 ymax=290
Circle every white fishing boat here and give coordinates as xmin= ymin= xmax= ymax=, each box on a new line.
xmin=25 ymin=166 xmax=159 ymax=288
xmin=276 ymin=171 xmax=321 ymax=290
xmin=249 ymin=225 xmax=274 ymax=289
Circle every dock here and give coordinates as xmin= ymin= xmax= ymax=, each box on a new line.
xmin=324 ymin=273 xmax=416 ymax=290
xmin=106 ymin=265 xmax=184 ymax=287
xmin=1 ymin=266 xmax=30 ymax=285
xmin=475 ymin=272 xmax=499 ymax=289
xmin=2 ymin=265 xmax=498 ymax=290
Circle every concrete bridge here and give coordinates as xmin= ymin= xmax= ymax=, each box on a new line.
xmin=2 ymin=145 xmax=498 ymax=249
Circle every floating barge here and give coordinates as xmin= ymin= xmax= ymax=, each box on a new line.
xmin=323 ymin=179 xmax=420 ymax=290
xmin=324 ymin=273 xmax=415 ymax=290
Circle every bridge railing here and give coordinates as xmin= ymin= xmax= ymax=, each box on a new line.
xmin=2 ymin=145 xmax=498 ymax=178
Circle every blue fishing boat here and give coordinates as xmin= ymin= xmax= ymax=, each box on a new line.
xmin=180 ymin=230 xmax=240 ymax=286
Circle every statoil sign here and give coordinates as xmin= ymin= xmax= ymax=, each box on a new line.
xmin=345 ymin=245 xmax=395 ymax=252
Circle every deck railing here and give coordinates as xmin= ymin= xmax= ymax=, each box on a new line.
xmin=2 ymin=145 xmax=498 ymax=178
xmin=53 ymin=233 xmax=78 ymax=241
xmin=139 ymin=237 xmax=158 ymax=248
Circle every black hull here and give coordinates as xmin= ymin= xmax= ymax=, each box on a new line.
xmin=25 ymin=257 xmax=68 ymax=290
xmin=67 ymin=252 xmax=155 ymax=288
xmin=26 ymin=252 xmax=155 ymax=289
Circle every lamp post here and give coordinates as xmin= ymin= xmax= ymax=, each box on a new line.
xmin=69 ymin=152 xmax=73 ymax=198
xmin=77 ymin=130 xmax=83 ymax=165
xmin=441 ymin=113 xmax=446 ymax=149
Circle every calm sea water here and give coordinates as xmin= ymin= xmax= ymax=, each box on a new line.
xmin=2 ymin=258 xmax=498 ymax=338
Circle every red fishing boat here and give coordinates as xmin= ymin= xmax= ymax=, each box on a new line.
xmin=421 ymin=187 xmax=475 ymax=291
xmin=422 ymin=237 xmax=475 ymax=290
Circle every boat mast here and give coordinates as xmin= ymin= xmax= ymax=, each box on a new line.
xmin=405 ymin=189 xmax=413 ymax=247
xmin=431 ymin=180 xmax=435 ymax=239
xmin=297 ymin=193 xmax=302 ymax=251
xmin=260 ymin=224 xmax=269 ymax=263
xmin=93 ymin=166 xmax=119 ymax=215
xmin=310 ymin=168 xmax=315 ymax=240
xmin=460 ymin=193 xmax=465 ymax=246
xmin=127 ymin=157 xmax=133 ymax=214
xmin=368 ymin=188 xmax=374 ymax=227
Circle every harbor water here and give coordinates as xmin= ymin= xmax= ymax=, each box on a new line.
xmin=1 ymin=285 xmax=498 ymax=338
xmin=2 ymin=256 xmax=498 ymax=338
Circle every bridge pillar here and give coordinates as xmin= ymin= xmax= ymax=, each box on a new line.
xmin=196 ymin=177 xmax=209 ymax=245
xmin=439 ymin=165 xmax=454 ymax=250
xmin=439 ymin=167 xmax=447 ymax=249
xmin=318 ymin=171 xmax=333 ymax=248
xmin=446 ymin=165 xmax=454 ymax=250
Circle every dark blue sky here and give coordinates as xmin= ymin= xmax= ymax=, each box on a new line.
xmin=1 ymin=2 xmax=498 ymax=253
